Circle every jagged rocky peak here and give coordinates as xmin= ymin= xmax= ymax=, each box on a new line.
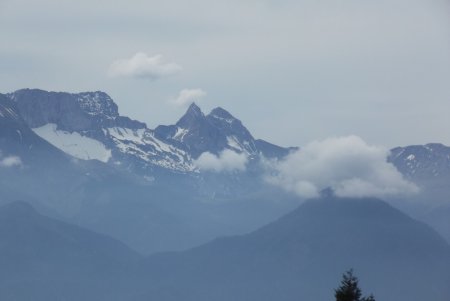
xmin=207 ymin=106 xmax=255 ymax=138
xmin=207 ymin=106 xmax=248 ymax=132
xmin=389 ymin=143 xmax=450 ymax=180
xmin=390 ymin=143 xmax=450 ymax=165
xmin=175 ymin=102 xmax=205 ymax=129
xmin=207 ymin=106 xmax=258 ymax=155
xmin=156 ymin=103 xmax=258 ymax=157
xmin=186 ymin=102 xmax=202 ymax=115
xmin=155 ymin=102 xmax=293 ymax=159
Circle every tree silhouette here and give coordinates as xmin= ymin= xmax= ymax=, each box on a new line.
xmin=334 ymin=269 xmax=375 ymax=301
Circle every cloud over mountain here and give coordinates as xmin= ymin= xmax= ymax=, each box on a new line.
xmin=108 ymin=53 xmax=182 ymax=80
xmin=195 ymin=149 xmax=247 ymax=172
xmin=171 ymin=89 xmax=207 ymax=107
xmin=266 ymin=136 xmax=418 ymax=198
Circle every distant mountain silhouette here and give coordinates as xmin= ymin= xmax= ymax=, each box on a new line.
xmin=0 ymin=201 xmax=141 ymax=301
xmin=136 ymin=197 xmax=450 ymax=301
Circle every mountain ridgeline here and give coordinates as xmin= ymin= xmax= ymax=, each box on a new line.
xmin=1 ymin=88 xmax=450 ymax=301
xmin=8 ymin=89 xmax=293 ymax=173
xmin=137 ymin=197 xmax=450 ymax=301
xmin=4 ymin=88 xmax=448 ymax=182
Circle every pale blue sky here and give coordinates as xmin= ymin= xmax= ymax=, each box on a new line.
xmin=1 ymin=0 xmax=450 ymax=148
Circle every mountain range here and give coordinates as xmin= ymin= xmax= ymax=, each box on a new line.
xmin=0 ymin=89 xmax=301 ymax=254
xmin=2 ymin=88 xmax=450 ymax=253
xmin=7 ymin=89 xmax=292 ymax=174
xmin=2 ymin=88 xmax=450 ymax=300
xmin=4 ymin=88 xmax=450 ymax=184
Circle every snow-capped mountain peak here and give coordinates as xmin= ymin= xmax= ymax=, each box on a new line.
xmin=156 ymin=104 xmax=261 ymax=157
xmin=175 ymin=102 xmax=205 ymax=129
xmin=2 ymin=89 xmax=293 ymax=174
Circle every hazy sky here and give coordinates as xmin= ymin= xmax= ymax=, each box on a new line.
xmin=1 ymin=0 xmax=450 ymax=148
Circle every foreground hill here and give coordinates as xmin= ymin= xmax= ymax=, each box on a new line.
xmin=0 ymin=201 xmax=141 ymax=301
xmin=137 ymin=197 xmax=450 ymax=301
xmin=1 ymin=198 xmax=449 ymax=301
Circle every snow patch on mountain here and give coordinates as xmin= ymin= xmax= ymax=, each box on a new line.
xmin=107 ymin=127 xmax=147 ymax=145
xmin=106 ymin=126 xmax=195 ymax=172
xmin=407 ymin=154 xmax=415 ymax=161
xmin=226 ymin=135 xmax=254 ymax=154
xmin=173 ymin=127 xmax=189 ymax=142
xmin=32 ymin=124 xmax=112 ymax=162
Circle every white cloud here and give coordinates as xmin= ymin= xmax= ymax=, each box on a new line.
xmin=108 ymin=52 xmax=182 ymax=80
xmin=195 ymin=149 xmax=248 ymax=172
xmin=171 ymin=89 xmax=207 ymax=107
xmin=0 ymin=155 xmax=22 ymax=168
xmin=265 ymin=136 xmax=418 ymax=198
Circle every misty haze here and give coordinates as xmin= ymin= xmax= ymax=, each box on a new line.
xmin=1 ymin=0 xmax=450 ymax=300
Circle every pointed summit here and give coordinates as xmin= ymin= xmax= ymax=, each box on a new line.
xmin=187 ymin=102 xmax=201 ymax=113
xmin=176 ymin=102 xmax=205 ymax=129
xmin=207 ymin=107 xmax=243 ymax=130
xmin=206 ymin=107 xmax=257 ymax=154
xmin=185 ymin=102 xmax=203 ymax=117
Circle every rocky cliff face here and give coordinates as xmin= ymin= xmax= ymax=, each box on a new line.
xmin=155 ymin=103 xmax=236 ymax=158
xmin=389 ymin=143 xmax=450 ymax=181
xmin=11 ymin=89 xmax=117 ymax=131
